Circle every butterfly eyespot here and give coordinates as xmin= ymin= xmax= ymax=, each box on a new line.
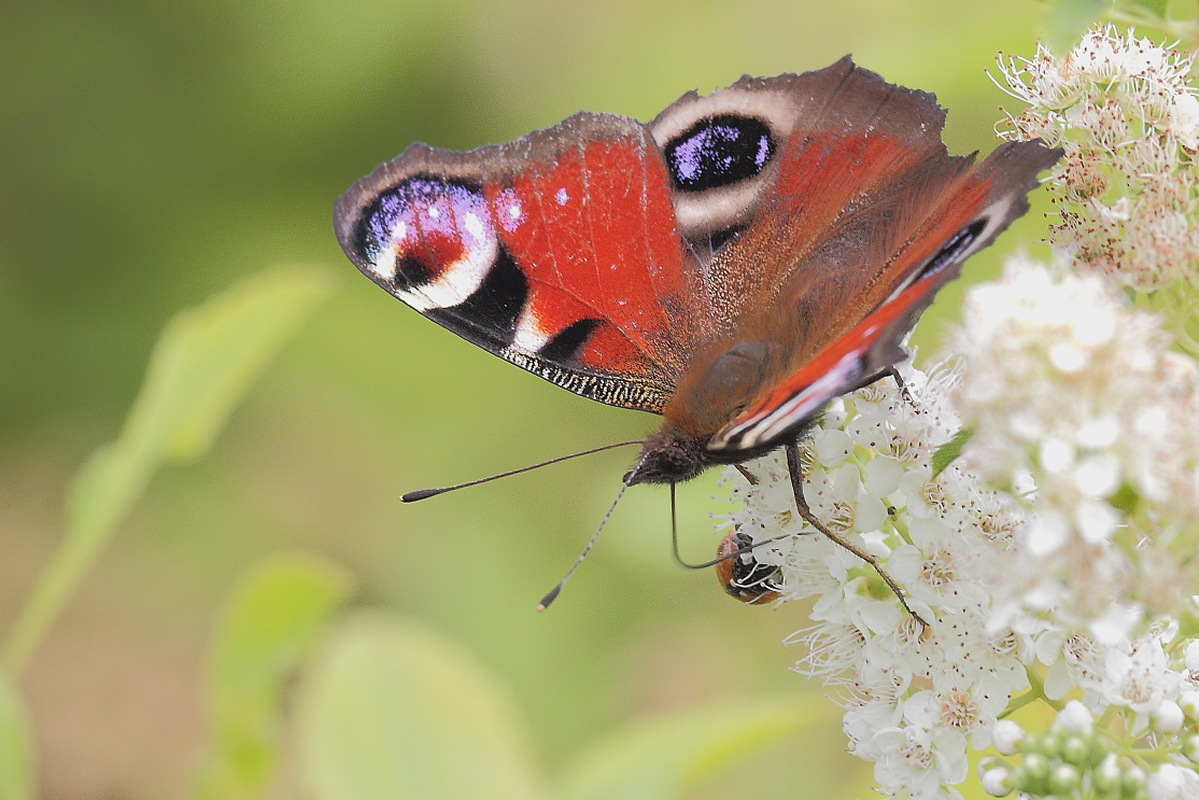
xmin=358 ymin=177 xmax=499 ymax=302
xmin=663 ymin=114 xmax=776 ymax=192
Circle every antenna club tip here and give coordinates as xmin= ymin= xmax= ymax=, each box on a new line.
xmin=400 ymin=488 xmax=440 ymax=503
xmin=537 ymin=585 xmax=562 ymax=611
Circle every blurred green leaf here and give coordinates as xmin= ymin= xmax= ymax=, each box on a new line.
xmin=128 ymin=263 xmax=336 ymax=462
xmin=1043 ymin=0 xmax=1109 ymax=51
xmin=69 ymin=263 xmax=335 ymax=555
xmin=3 ymin=264 xmax=335 ymax=676
xmin=556 ymin=698 xmax=838 ymax=800
xmin=296 ymin=612 xmax=543 ymax=800
xmin=0 ymin=670 xmax=34 ymax=800
xmin=932 ymin=427 xmax=973 ymax=478
xmin=196 ymin=552 xmax=353 ymax=800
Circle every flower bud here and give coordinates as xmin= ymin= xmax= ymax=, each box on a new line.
xmin=1056 ymin=699 xmax=1094 ymax=733
xmin=1179 ymin=691 xmax=1199 ymax=721
xmin=1151 ymin=699 xmax=1184 ymax=734
xmin=992 ymin=719 xmax=1025 ymax=755
xmin=981 ymin=766 xmax=1012 ymax=796
xmin=1048 ymin=763 xmax=1080 ymax=794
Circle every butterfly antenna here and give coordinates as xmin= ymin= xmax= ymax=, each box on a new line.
xmin=537 ymin=459 xmax=643 ymax=611
xmin=401 ymin=440 xmax=642 ymax=502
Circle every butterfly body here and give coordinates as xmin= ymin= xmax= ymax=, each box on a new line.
xmin=336 ymin=56 xmax=1059 ymax=503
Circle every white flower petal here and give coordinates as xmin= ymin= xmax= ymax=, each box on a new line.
xmin=814 ymin=429 xmax=853 ymax=466
xmin=865 ymin=455 xmax=905 ymax=497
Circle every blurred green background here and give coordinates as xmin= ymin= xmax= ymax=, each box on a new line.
xmin=1 ymin=0 xmax=1055 ymax=796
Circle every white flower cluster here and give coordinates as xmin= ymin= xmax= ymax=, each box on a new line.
xmin=951 ymin=256 xmax=1199 ymax=640
xmin=717 ymin=363 xmax=1027 ymax=799
xmin=712 ymin=23 xmax=1199 ymax=798
xmin=716 ymin=258 xmax=1199 ymax=797
xmin=994 ymin=25 xmax=1199 ymax=291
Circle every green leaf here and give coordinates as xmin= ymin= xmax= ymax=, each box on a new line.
xmin=0 ymin=670 xmax=34 ymax=800
xmin=296 ymin=613 xmax=542 ymax=800
xmin=556 ymin=698 xmax=839 ymax=800
xmin=932 ymin=427 xmax=973 ymax=478
xmin=3 ymin=264 xmax=334 ymax=676
xmin=1042 ymin=0 xmax=1109 ymax=52
xmin=195 ymin=552 xmax=353 ymax=800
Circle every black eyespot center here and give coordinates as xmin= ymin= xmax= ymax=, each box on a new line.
xmin=663 ymin=114 xmax=776 ymax=192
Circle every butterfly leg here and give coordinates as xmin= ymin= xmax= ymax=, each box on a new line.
xmin=849 ymin=364 xmax=917 ymax=407
xmin=734 ymin=463 xmax=760 ymax=485
xmin=884 ymin=365 xmax=917 ymax=407
xmin=783 ymin=440 xmax=929 ymax=630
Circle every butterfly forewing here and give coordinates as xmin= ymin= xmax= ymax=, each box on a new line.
xmin=334 ymin=113 xmax=709 ymax=413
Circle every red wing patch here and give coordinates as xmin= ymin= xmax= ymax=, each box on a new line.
xmin=486 ymin=138 xmax=695 ymax=376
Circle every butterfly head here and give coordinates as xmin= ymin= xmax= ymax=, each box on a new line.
xmin=623 ymin=426 xmax=711 ymax=486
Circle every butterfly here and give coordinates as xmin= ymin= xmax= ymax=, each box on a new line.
xmin=334 ymin=57 xmax=1060 ymax=610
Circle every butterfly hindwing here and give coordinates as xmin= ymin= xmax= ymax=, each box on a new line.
xmin=709 ymin=139 xmax=1062 ymax=453
xmin=605 ymin=59 xmax=1060 ymax=481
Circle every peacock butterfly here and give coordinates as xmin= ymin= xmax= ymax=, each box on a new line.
xmin=334 ymin=57 xmax=1060 ymax=610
